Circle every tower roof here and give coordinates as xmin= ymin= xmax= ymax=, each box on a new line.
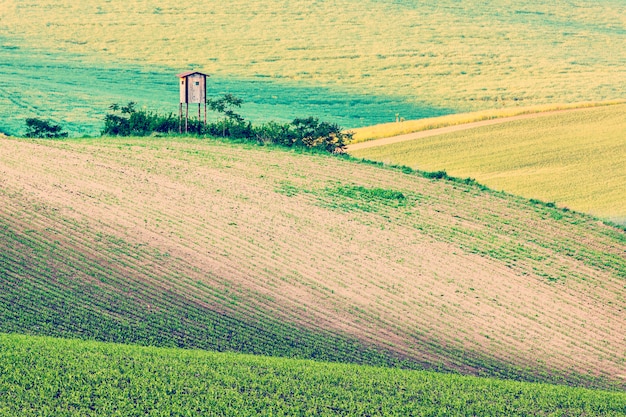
xmin=176 ymin=71 xmax=210 ymax=78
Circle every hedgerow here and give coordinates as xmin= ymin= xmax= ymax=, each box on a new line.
xmin=101 ymin=97 xmax=353 ymax=153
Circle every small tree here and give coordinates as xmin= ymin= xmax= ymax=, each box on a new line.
xmin=207 ymin=94 xmax=246 ymax=137
xmin=24 ymin=118 xmax=68 ymax=139
xmin=102 ymin=103 xmax=131 ymax=135
xmin=207 ymin=94 xmax=244 ymax=122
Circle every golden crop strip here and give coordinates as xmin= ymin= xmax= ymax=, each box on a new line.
xmin=350 ymin=100 xmax=626 ymax=143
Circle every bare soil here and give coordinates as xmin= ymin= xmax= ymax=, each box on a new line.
xmin=1 ymin=136 xmax=624 ymax=385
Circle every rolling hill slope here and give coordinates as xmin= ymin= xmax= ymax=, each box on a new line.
xmin=1 ymin=135 xmax=625 ymax=389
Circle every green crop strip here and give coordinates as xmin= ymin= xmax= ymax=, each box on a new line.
xmin=1 ymin=334 xmax=625 ymax=417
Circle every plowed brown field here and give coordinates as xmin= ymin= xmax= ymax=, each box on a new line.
xmin=1 ymin=136 xmax=624 ymax=388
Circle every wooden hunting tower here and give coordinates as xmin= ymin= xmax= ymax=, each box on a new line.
xmin=177 ymin=71 xmax=209 ymax=133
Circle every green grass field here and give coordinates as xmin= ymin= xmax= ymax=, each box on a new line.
xmin=350 ymin=105 xmax=626 ymax=223
xmin=2 ymin=333 xmax=626 ymax=416
xmin=1 ymin=0 xmax=624 ymax=135
xmin=0 ymin=38 xmax=432 ymax=136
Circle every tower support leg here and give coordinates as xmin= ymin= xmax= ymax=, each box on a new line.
xmin=185 ymin=103 xmax=189 ymax=133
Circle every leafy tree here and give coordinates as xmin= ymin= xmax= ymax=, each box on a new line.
xmin=207 ymin=94 xmax=244 ymax=123
xmin=102 ymin=104 xmax=131 ymax=135
xmin=23 ymin=118 xmax=68 ymax=139
xmin=207 ymin=94 xmax=247 ymax=137
xmin=292 ymin=117 xmax=352 ymax=153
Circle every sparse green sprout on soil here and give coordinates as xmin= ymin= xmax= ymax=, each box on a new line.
xmin=3 ymin=135 xmax=624 ymax=391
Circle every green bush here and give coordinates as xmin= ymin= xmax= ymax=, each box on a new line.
xmin=23 ymin=118 xmax=68 ymax=139
xmin=253 ymin=121 xmax=298 ymax=146
xmin=291 ymin=117 xmax=353 ymax=153
xmin=102 ymin=102 xmax=179 ymax=136
xmin=422 ymin=170 xmax=449 ymax=180
xmin=206 ymin=119 xmax=253 ymax=139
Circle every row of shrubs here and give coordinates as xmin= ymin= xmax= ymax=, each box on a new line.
xmin=20 ymin=95 xmax=353 ymax=154
xmin=100 ymin=96 xmax=353 ymax=153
